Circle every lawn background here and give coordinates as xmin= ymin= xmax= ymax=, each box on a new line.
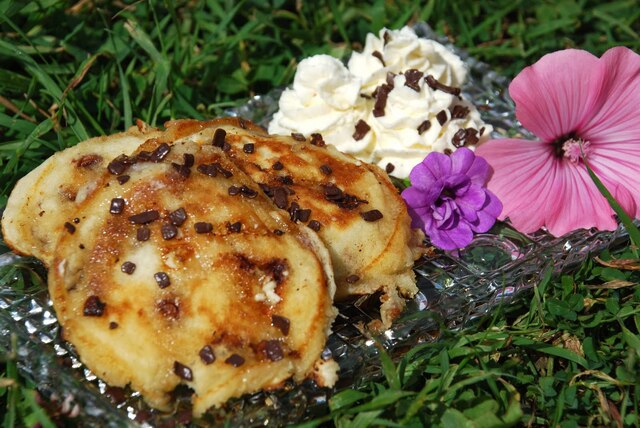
xmin=1 ymin=0 xmax=639 ymax=426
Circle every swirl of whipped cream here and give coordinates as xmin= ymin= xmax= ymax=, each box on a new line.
xmin=348 ymin=27 xmax=467 ymax=92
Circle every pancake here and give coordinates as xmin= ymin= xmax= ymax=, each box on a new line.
xmin=47 ymin=140 xmax=337 ymax=415
xmin=160 ymin=118 xmax=424 ymax=327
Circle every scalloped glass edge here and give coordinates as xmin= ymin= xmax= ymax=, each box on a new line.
xmin=0 ymin=22 xmax=628 ymax=427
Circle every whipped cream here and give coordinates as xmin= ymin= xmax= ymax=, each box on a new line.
xmin=268 ymin=26 xmax=492 ymax=179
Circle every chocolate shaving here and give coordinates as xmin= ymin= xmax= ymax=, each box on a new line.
xmin=385 ymin=163 xmax=395 ymax=174
xmin=264 ymin=340 xmax=284 ymax=361
xmin=272 ymin=161 xmax=284 ymax=171
xmin=272 ymin=187 xmax=288 ymax=209
xmin=308 ymin=220 xmax=322 ymax=231
xmin=121 ymin=261 xmax=136 ymax=275
xmin=63 ymin=222 xmax=76 ymax=234
xmin=214 ymin=163 xmax=233 ymax=178
xmin=150 ymin=143 xmax=171 ymax=162
xmin=272 ymin=315 xmax=290 ymax=335
xmin=228 ymin=185 xmax=241 ymax=196
xmin=296 ymin=208 xmax=311 ymax=223
xmin=479 ymin=126 xmax=486 ymax=136
xmin=353 ymin=120 xmax=370 ymax=141
xmin=243 ymin=143 xmax=255 ymax=154
xmin=194 ymin=222 xmax=213 ymax=233
xmin=83 ymin=296 xmax=105 ymax=317
xmin=291 ymin=133 xmax=305 ymax=141
xmin=199 ymin=345 xmax=216 ymax=365
xmin=452 ymin=128 xmax=468 ymax=148
xmin=310 ymin=133 xmax=325 ymax=147
xmin=137 ymin=226 xmax=150 ymax=241
xmin=117 ymin=175 xmax=130 ymax=185
xmin=238 ymin=117 xmax=247 ymax=129
xmin=373 ymin=83 xmax=392 ymax=117
xmin=154 ymin=272 xmax=171 ymax=288
xmin=383 ymin=30 xmax=391 ymax=45
xmin=172 ymin=162 xmax=191 ymax=178
xmin=321 ymin=184 xmax=368 ymax=209
xmin=451 ymin=104 xmax=470 ymax=120
xmin=110 ymin=198 xmax=125 ymax=214
xmin=404 ymin=69 xmax=424 ymax=92
xmin=173 ymin=361 xmax=193 ymax=381
xmin=273 ymin=229 xmax=284 ymax=236
xmin=417 ymin=120 xmax=431 ymax=135
xmin=240 ymin=185 xmax=258 ymax=198
xmin=360 ymin=209 xmax=383 ymax=222
xmin=425 ymin=75 xmax=461 ymax=96
xmin=109 ymin=322 xmax=118 ymax=330
xmin=227 ymin=221 xmax=242 ymax=233
xmin=161 ymin=223 xmax=178 ymax=240
xmin=386 ymin=72 xmax=396 ymax=86
xmin=436 ymin=110 xmax=448 ymax=126
xmin=444 ymin=148 xmax=453 ymax=155
xmin=319 ymin=164 xmax=332 ymax=175
xmin=158 ymin=299 xmax=179 ymax=319
xmin=197 ymin=164 xmax=218 ymax=177
xmin=278 ymin=175 xmax=294 ymax=185
xmin=465 ymin=128 xmax=479 ymax=145
xmin=372 ymin=50 xmax=385 ymax=66
xmin=183 ymin=153 xmax=195 ymax=167
xmin=168 ymin=208 xmax=187 ymax=226
xmin=212 ymin=128 xmax=227 ymax=149
xmin=225 ymin=354 xmax=245 ymax=367
xmin=346 ymin=274 xmax=360 ymax=284
xmin=128 ymin=210 xmax=160 ymax=224
xmin=107 ymin=157 xmax=128 ymax=175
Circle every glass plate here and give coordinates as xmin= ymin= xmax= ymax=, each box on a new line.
xmin=0 ymin=23 xmax=625 ymax=427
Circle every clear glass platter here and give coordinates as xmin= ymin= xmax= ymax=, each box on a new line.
xmin=0 ymin=23 xmax=625 ymax=427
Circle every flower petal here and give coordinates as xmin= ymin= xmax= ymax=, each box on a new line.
xmin=509 ymin=49 xmax=602 ymax=142
xmin=579 ymin=47 xmax=640 ymax=145
xmin=428 ymin=220 xmax=473 ymax=250
xmin=470 ymin=191 xmax=502 ymax=233
xmin=409 ymin=152 xmax=451 ymax=189
xmin=588 ymin=148 xmax=640 ymax=218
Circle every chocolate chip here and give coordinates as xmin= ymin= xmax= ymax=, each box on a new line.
xmin=479 ymin=126 xmax=486 ymax=136
xmin=444 ymin=148 xmax=453 ymax=155
xmin=199 ymin=345 xmax=216 ymax=365
xmin=128 ymin=210 xmax=160 ymax=224
xmin=296 ymin=208 xmax=311 ymax=223
xmin=173 ymin=361 xmax=193 ymax=381
xmin=291 ymin=132 xmax=305 ymax=141
xmin=404 ymin=69 xmax=424 ymax=92
xmin=137 ymin=226 xmax=150 ymax=241
xmin=172 ymin=162 xmax=191 ymax=178
xmin=372 ymin=50 xmax=385 ymax=66
xmin=274 ymin=229 xmax=284 ymax=236
xmin=243 ymin=143 xmax=255 ymax=153
xmin=168 ymin=208 xmax=187 ymax=226
xmin=278 ymin=175 xmax=294 ymax=185
xmin=465 ymin=128 xmax=479 ymax=145
xmin=121 ymin=261 xmax=136 ymax=274
xmin=383 ymin=30 xmax=391 ymax=45
xmin=373 ymin=83 xmax=392 ymax=117
xmin=228 ymin=185 xmax=241 ymax=196
xmin=183 ymin=153 xmax=195 ymax=168
xmin=310 ymin=133 xmax=325 ymax=147
xmin=273 ymin=187 xmax=288 ymax=209
xmin=117 ymin=175 xmax=130 ymax=185
xmin=214 ymin=162 xmax=233 ymax=178
xmin=227 ymin=221 xmax=242 ymax=233
xmin=83 ymin=295 xmax=105 ymax=317
xmin=360 ymin=209 xmax=383 ymax=222
xmin=76 ymin=154 xmax=102 ymax=168
xmin=110 ymin=198 xmax=125 ymax=214
xmin=452 ymin=128 xmax=468 ymax=148
xmin=436 ymin=110 xmax=448 ymax=126
xmin=197 ymin=164 xmax=218 ymax=177
xmin=308 ymin=220 xmax=322 ymax=231
xmin=425 ymin=74 xmax=461 ymax=97
xmin=64 ymin=222 xmax=76 ymax=234
xmin=346 ymin=274 xmax=360 ymax=284
xmin=240 ymin=185 xmax=258 ymax=198
xmin=150 ymin=143 xmax=171 ymax=162
xmin=154 ymin=272 xmax=171 ymax=288
xmin=109 ymin=322 xmax=119 ymax=330
xmin=136 ymin=151 xmax=152 ymax=162
xmin=212 ymin=128 xmax=227 ymax=148
xmin=385 ymin=163 xmax=395 ymax=174
xmin=194 ymin=222 xmax=213 ymax=233
xmin=272 ymin=161 xmax=284 ymax=171
xmin=322 ymin=184 xmax=343 ymax=200
xmin=271 ymin=315 xmax=290 ymax=336
xmin=417 ymin=120 xmax=431 ymax=135
xmin=259 ymin=183 xmax=272 ymax=196
xmin=264 ymin=340 xmax=284 ymax=361
xmin=353 ymin=119 xmax=370 ymax=141
xmin=158 ymin=299 xmax=179 ymax=318
xmin=107 ymin=159 xmax=126 ymax=175
xmin=319 ymin=164 xmax=332 ymax=175
xmin=225 ymin=354 xmax=245 ymax=367
xmin=451 ymin=104 xmax=470 ymax=119
xmin=161 ymin=223 xmax=178 ymax=240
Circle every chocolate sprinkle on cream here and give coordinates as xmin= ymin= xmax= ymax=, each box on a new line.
xmin=436 ymin=110 xmax=448 ymax=126
xmin=194 ymin=222 xmax=213 ymax=233
xmin=385 ymin=163 xmax=395 ymax=174
xmin=425 ymin=74 xmax=461 ymax=96
xmin=444 ymin=148 xmax=453 ymax=155
xmin=417 ymin=120 xmax=431 ymax=135
xmin=291 ymin=132 xmax=306 ymax=141
xmin=110 ymin=198 xmax=125 ymax=214
xmin=465 ymin=128 xmax=480 ymax=145
xmin=373 ymin=83 xmax=392 ymax=117
xmin=451 ymin=104 xmax=470 ymax=120
xmin=83 ymin=295 xmax=105 ymax=317
xmin=169 ymin=207 xmax=187 ymax=226
xmin=121 ymin=261 xmax=136 ymax=274
xmin=319 ymin=164 xmax=332 ymax=175
xmin=243 ymin=143 xmax=255 ymax=154
xmin=64 ymin=222 xmax=76 ymax=234
xmin=197 ymin=164 xmax=218 ymax=177
xmin=117 ymin=175 xmax=130 ymax=185
xmin=346 ymin=274 xmax=360 ymax=284
xmin=353 ymin=120 xmax=371 ymax=141
xmin=272 ymin=161 xmax=284 ymax=171
xmin=161 ymin=223 xmax=178 ymax=240
xmin=199 ymin=345 xmax=216 ymax=365
xmin=173 ymin=361 xmax=193 ymax=381
xmin=372 ymin=50 xmax=385 ymax=66
xmin=404 ymin=69 xmax=424 ymax=92
xmin=271 ymin=315 xmax=290 ymax=335
xmin=227 ymin=221 xmax=242 ymax=233
xmin=452 ymin=128 xmax=468 ymax=148
xmin=360 ymin=209 xmax=384 ymax=222
xmin=128 ymin=210 xmax=160 ymax=224
xmin=225 ymin=354 xmax=245 ymax=367
xmin=308 ymin=220 xmax=322 ymax=231
xmin=310 ymin=133 xmax=325 ymax=147
xmin=154 ymin=272 xmax=171 ymax=288
xmin=264 ymin=340 xmax=284 ymax=361
xmin=383 ymin=30 xmax=391 ymax=45
xmin=137 ymin=226 xmax=151 ymax=241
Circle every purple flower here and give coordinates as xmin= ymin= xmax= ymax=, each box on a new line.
xmin=401 ymin=148 xmax=502 ymax=250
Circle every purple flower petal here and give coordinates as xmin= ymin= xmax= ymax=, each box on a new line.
xmin=429 ymin=220 xmax=474 ymax=250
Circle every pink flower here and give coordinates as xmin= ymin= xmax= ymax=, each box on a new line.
xmin=476 ymin=47 xmax=640 ymax=237
xmin=401 ymin=148 xmax=502 ymax=250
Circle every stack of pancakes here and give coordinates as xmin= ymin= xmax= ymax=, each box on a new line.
xmin=1 ymin=118 xmax=424 ymax=415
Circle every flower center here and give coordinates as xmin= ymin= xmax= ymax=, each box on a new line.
xmin=552 ymin=133 xmax=592 ymax=164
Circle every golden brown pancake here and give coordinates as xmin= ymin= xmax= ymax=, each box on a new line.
xmin=47 ymin=140 xmax=337 ymax=415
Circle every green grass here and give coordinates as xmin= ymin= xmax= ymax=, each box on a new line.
xmin=1 ymin=0 xmax=639 ymax=426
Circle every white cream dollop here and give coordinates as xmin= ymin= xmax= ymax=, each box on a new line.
xmin=268 ymin=27 xmax=492 ymax=179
